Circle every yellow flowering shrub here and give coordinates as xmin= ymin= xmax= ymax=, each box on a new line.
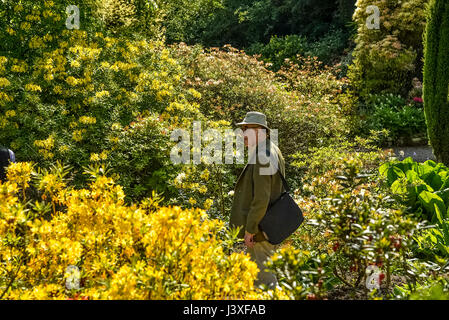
xmin=0 ymin=162 xmax=281 ymax=300
xmin=0 ymin=0 xmax=230 ymax=209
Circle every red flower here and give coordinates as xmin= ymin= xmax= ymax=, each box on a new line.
xmin=379 ymin=273 xmax=385 ymax=283
xmin=306 ymin=293 xmax=317 ymax=300
xmin=332 ymin=242 xmax=340 ymax=252
xmin=413 ymin=97 xmax=423 ymax=103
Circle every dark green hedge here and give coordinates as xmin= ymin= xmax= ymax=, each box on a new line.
xmin=423 ymin=0 xmax=449 ymax=165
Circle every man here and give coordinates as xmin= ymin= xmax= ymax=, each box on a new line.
xmin=230 ymin=111 xmax=285 ymax=289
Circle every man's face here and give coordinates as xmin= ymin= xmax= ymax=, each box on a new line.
xmin=240 ymin=125 xmax=264 ymax=147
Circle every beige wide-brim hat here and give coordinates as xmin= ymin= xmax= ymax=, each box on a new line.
xmin=236 ymin=111 xmax=270 ymax=130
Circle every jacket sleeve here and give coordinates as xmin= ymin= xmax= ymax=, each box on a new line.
xmin=245 ymin=161 xmax=272 ymax=234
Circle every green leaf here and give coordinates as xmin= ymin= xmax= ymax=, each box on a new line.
xmin=418 ymin=191 xmax=446 ymax=222
xmin=434 ymin=204 xmax=449 ymax=246
xmin=439 ymin=172 xmax=449 ymax=190
xmin=435 ymin=188 xmax=449 ymax=208
xmin=425 ymin=171 xmax=443 ymax=191
xmin=424 ymin=160 xmax=437 ymax=167
xmin=387 ymin=166 xmax=405 ymax=186
xmin=406 ymin=169 xmax=420 ymax=183
xmin=418 ymin=164 xmax=435 ymax=179
xmin=402 ymin=157 xmax=415 ymax=164
xmin=434 ymin=203 xmax=445 ymax=225
xmin=391 ymin=179 xmax=407 ymax=194
xmin=379 ymin=162 xmax=390 ymax=178
xmin=396 ymin=157 xmax=416 ymax=173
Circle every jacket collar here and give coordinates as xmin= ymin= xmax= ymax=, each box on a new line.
xmin=235 ymin=138 xmax=271 ymax=186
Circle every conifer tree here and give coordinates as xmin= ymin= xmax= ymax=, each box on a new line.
xmin=423 ymin=0 xmax=449 ymax=165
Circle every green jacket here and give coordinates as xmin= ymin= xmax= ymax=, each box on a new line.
xmin=230 ymin=138 xmax=285 ymax=239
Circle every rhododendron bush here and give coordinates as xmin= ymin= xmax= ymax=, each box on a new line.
xmin=0 ymin=0 xmax=220 ymax=203
xmin=0 ymin=162 xmax=286 ymax=299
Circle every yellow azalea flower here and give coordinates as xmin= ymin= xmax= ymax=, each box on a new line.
xmin=58 ymin=145 xmax=69 ymax=153
xmin=156 ymin=90 xmax=170 ymax=101
xmin=72 ymin=129 xmax=85 ymax=142
xmin=188 ymin=88 xmax=202 ymax=99
xmin=0 ymin=77 xmax=11 ymax=87
xmin=198 ymin=185 xmax=207 ymax=194
xmin=53 ymin=85 xmax=62 ymax=94
xmin=95 ymin=90 xmax=110 ymax=99
xmin=79 ymin=116 xmax=97 ymax=125
xmin=44 ymin=73 xmax=54 ymax=81
xmin=110 ymin=123 xmax=121 ymax=130
xmin=34 ymin=135 xmax=55 ymax=150
xmin=26 ymin=15 xmax=41 ymax=22
xmin=200 ymin=169 xmax=210 ymax=180
xmin=5 ymin=110 xmax=16 ymax=118
xmin=203 ymin=199 xmax=213 ymax=210
xmin=90 ymin=153 xmax=100 ymax=162
xmin=100 ymin=151 xmax=108 ymax=160
xmin=6 ymin=162 xmax=33 ymax=191
xmin=6 ymin=27 xmax=15 ymax=35
xmin=66 ymin=76 xmax=78 ymax=86
xmin=25 ymin=83 xmax=42 ymax=92
xmin=71 ymin=60 xmax=81 ymax=68
xmin=10 ymin=65 xmax=21 ymax=73
xmin=20 ymin=22 xmax=31 ymax=31
xmin=0 ymin=92 xmax=13 ymax=104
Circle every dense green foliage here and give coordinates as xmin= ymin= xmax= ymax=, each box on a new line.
xmin=379 ymin=156 xmax=449 ymax=267
xmin=187 ymin=0 xmax=355 ymax=48
xmin=423 ymin=0 xmax=449 ymax=165
xmin=349 ymin=0 xmax=429 ymax=99
xmin=380 ymin=157 xmax=449 ymax=222
xmin=358 ymin=94 xmax=427 ymax=145
xmin=246 ymin=28 xmax=349 ymax=70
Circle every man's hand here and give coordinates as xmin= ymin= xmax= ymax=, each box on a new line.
xmin=244 ymin=231 xmax=255 ymax=248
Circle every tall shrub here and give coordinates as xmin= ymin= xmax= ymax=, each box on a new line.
xmin=349 ymin=0 xmax=429 ymax=99
xmin=423 ymin=0 xmax=449 ymax=165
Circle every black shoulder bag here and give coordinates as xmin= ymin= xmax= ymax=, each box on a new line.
xmin=258 ymin=170 xmax=304 ymax=245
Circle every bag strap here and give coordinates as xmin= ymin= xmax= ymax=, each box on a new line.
xmin=254 ymin=141 xmax=290 ymax=193
xmin=273 ymin=152 xmax=290 ymax=193
xmin=278 ymin=170 xmax=290 ymax=193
